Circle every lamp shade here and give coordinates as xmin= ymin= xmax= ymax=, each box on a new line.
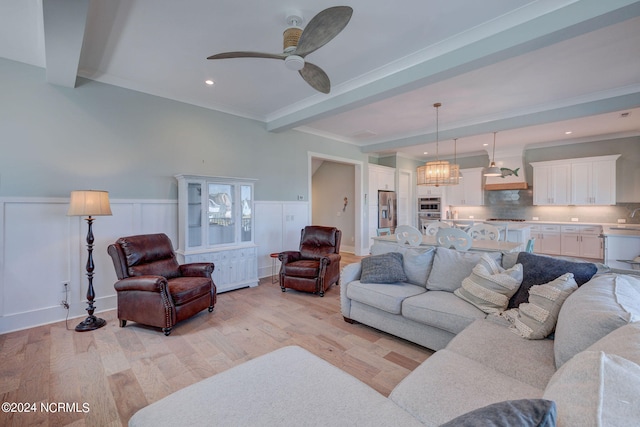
xmin=484 ymin=162 xmax=502 ymax=177
xmin=417 ymin=160 xmax=459 ymax=186
xmin=67 ymin=190 xmax=112 ymax=216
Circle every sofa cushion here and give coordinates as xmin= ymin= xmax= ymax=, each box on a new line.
xmin=509 ymin=252 xmax=596 ymax=308
xmin=454 ymin=254 xmax=523 ymax=314
xmin=402 ymin=247 xmax=435 ymax=287
xmin=390 ymin=349 xmax=544 ymax=426
xmin=585 ymin=321 xmax=640 ymax=365
xmin=505 ymin=272 xmax=578 ymax=340
xmin=554 ymin=273 xmax=640 ymax=368
xmin=440 ymin=399 xmax=556 ymax=427
xmin=402 ymin=291 xmax=486 ymax=335
xmin=427 ymin=247 xmax=501 ymax=292
xmin=543 ymin=351 xmax=640 ymax=427
xmin=446 ymin=319 xmax=556 ymax=390
xmin=346 ymin=281 xmax=425 ymax=315
xmin=360 ymin=252 xmax=407 ymax=284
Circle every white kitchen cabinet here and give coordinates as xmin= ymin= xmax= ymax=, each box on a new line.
xmin=446 ymin=168 xmax=484 ymax=206
xmin=416 ymin=185 xmax=442 ymax=197
xmin=369 ymin=164 xmax=395 ymax=193
xmin=530 ymin=224 xmax=562 ymax=255
xmin=175 ymin=174 xmax=258 ymax=293
xmin=560 ymin=225 xmax=603 ymax=259
xmin=571 ymin=155 xmax=620 ymax=205
xmin=531 ymin=163 xmax=571 ymax=205
xmin=531 ymin=155 xmax=619 ymax=206
xmin=580 ymin=234 xmax=604 ymax=259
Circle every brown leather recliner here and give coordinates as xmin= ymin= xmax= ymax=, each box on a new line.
xmin=278 ymin=226 xmax=342 ymax=297
xmin=107 ymin=233 xmax=216 ymax=335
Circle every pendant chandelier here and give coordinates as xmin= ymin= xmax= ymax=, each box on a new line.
xmin=417 ymin=103 xmax=459 ymax=186
xmin=484 ymin=131 xmax=502 ymax=176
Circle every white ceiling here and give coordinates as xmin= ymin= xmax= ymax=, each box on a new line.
xmin=2 ymin=0 xmax=640 ymax=161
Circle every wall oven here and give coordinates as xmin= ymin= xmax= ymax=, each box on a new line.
xmin=418 ymin=197 xmax=441 ymax=219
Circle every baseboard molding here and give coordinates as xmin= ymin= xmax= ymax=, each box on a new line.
xmin=0 ymin=294 xmax=117 ymax=335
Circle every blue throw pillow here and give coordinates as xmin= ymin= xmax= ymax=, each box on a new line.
xmin=360 ymin=252 xmax=407 ymax=284
xmin=508 ymin=252 xmax=597 ymax=308
xmin=441 ymin=399 xmax=557 ymax=427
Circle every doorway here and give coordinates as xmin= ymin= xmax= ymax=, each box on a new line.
xmin=308 ymin=152 xmax=364 ymax=255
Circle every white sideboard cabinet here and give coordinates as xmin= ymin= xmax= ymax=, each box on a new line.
xmin=175 ymin=174 xmax=258 ymax=293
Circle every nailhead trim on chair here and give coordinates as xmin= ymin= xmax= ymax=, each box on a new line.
xmin=160 ymin=284 xmax=173 ymax=333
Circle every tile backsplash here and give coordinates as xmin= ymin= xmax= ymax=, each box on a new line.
xmin=449 ymin=189 xmax=640 ymax=224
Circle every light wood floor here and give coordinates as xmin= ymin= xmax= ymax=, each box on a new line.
xmin=0 ymin=253 xmax=432 ymax=427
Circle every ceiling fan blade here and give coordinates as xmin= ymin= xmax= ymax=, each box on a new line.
xmin=299 ymin=62 xmax=330 ymax=94
xmin=295 ymin=6 xmax=353 ymax=57
xmin=207 ymin=51 xmax=286 ymax=60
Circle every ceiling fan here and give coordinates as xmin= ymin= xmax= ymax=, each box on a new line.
xmin=207 ymin=6 xmax=353 ymax=94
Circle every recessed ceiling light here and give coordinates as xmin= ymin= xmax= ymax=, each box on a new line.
xmin=205 ymin=80 xmax=214 ymax=86
xmin=565 ymin=131 xmax=572 ymax=135
xmin=483 ymin=143 xmax=489 ymax=146
xmin=423 ymin=151 xmax=428 ymax=155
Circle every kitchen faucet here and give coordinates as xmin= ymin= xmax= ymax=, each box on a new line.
xmin=631 ymin=208 xmax=640 ymax=218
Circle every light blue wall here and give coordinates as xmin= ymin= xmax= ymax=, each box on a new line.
xmin=0 ymin=58 xmax=367 ymax=201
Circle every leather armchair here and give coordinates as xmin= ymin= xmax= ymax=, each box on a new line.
xmin=278 ymin=226 xmax=342 ymax=297
xmin=107 ymin=233 xmax=216 ymax=335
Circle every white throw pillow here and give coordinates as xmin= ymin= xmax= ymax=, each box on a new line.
xmin=454 ymin=254 xmax=523 ymax=314
xmin=543 ymin=351 xmax=640 ymax=427
xmin=505 ymin=273 xmax=578 ymax=340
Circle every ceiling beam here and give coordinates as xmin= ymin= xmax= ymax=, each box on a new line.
xmin=42 ymin=0 xmax=90 ymax=87
xmin=265 ymin=0 xmax=640 ymax=135
xmin=361 ymin=90 xmax=640 ymax=153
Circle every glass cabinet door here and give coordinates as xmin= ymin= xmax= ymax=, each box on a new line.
xmin=240 ymin=184 xmax=252 ymax=242
xmin=187 ymin=182 xmax=202 ymax=247
xmin=208 ymin=183 xmax=235 ymax=245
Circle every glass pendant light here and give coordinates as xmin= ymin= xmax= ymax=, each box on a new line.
xmin=417 ymin=103 xmax=459 ymax=186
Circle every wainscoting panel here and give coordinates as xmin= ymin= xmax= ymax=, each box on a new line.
xmin=0 ymin=198 xmax=178 ymax=334
xmin=254 ymin=201 xmax=309 ymax=279
xmin=0 ymin=198 xmax=308 ymax=334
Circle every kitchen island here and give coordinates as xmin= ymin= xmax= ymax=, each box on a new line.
xmin=601 ymin=225 xmax=640 ymax=273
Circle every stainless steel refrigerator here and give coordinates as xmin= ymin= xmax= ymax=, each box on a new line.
xmin=378 ymin=190 xmax=397 ymax=231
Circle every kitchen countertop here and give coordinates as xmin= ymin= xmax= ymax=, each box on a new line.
xmin=461 ymin=219 xmax=640 ymax=236
xmin=600 ymin=225 xmax=640 ymax=237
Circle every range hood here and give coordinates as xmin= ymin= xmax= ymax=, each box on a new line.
xmin=484 ymin=148 xmax=528 ymax=191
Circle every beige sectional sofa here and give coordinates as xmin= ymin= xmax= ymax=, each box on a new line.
xmin=128 ymin=247 xmax=640 ymax=426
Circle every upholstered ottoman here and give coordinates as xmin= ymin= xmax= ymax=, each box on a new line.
xmin=128 ymin=346 xmax=423 ymax=427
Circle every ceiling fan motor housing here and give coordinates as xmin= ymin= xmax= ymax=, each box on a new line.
xmin=285 ymin=54 xmax=305 ymax=71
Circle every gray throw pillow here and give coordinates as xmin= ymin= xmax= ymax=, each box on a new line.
xmin=427 ymin=247 xmax=502 ymax=292
xmin=508 ymin=252 xmax=597 ymax=308
xmin=360 ymin=252 xmax=407 ymax=284
xmin=440 ymin=399 xmax=557 ymax=427
xmin=403 ymin=248 xmax=435 ymax=287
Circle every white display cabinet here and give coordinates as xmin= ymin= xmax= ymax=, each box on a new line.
xmin=175 ymin=174 xmax=258 ymax=293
